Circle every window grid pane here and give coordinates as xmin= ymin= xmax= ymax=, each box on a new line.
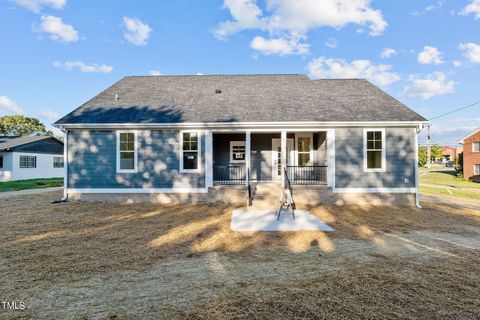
xmin=182 ymin=132 xmax=199 ymax=170
xmin=473 ymin=142 xmax=480 ymax=152
xmin=475 ymin=164 xmax=480 ymax=175
xmin=366 ymin=131 xmax=383 ymax=169
xmin=119 ymin=132 xmax=136 ymax=170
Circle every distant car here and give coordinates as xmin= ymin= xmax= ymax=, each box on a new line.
xmin=446 ymin=160 xmax=454 ymax=167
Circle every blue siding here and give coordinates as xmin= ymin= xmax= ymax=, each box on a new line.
xmin=68 ymin=130 xmax=205 ymax=189
xmin=335 ymin=128 xmax=416 ymax=188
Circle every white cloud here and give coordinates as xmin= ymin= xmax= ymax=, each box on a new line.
xmin=250 ymin=36 xmax=309 ymax=55
xmin=460 ymin=0 xmax=480 ymax=19
xmin=0 ymin=96 xmax=23 ymax=114
xmin=38 ymin=15 xmax=78 ymax=43
xmin=214 ymin=0 xmax=387 ymax=55
xmin=149 ymin=70 xmax=161 ymax=76
xmin=459 ymin=42 xmax=480 ymax=63
xmin=417 ymin=46 xmax=444 ymax=64
xmin=400 ymin=72 xmax=455 ymax=100
xmin=53 ymin=61 xmax=113 ymax=73
xmin=307 ymin=57 xmax=400 ymax=86
xmin=39 ymin=109 xmax=60 ymax=121
xmin=325 ymin=37 xmax=337 ymax=48
xmin=453 ymin=60 xmax=463 ymax=67
xmin=123 ymin=17 xmax=152 ymax=46
xmin=14 ymin=0 xmax=66 ymax=13
xmin=380 ymin=47 xmax=396 ymax=59
xmin=425 ymin=0 xmax=445 ymax=11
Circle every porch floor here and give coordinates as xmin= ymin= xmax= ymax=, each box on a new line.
xmin=230 ymin=208 xmax=334 ymax=232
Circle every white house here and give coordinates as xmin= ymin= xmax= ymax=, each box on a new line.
xmin=0 ymin=136 xmax=64 ymax=182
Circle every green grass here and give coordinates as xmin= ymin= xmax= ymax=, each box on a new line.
xmin=420 ymin=171 xmax=480 ymax=189
xmin=0 ymin=178 xmax=63 ymax=192
xmin=420 ymin=186 xmax=480 ymax=201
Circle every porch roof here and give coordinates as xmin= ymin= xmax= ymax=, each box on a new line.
xmin=55 ymin=74 xmax=426 ymax=126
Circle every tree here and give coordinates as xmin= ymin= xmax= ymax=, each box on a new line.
xmin=418 ymin=146 xmax=428 ymax=167
xmin=430 ymin=144 xmax=443 ymax=161
xmin=0 ymin=115 xmax=53 ymax=136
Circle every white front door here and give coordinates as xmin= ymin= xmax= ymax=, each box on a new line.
xmin=272 ymin=138 xmax=294 ymax=181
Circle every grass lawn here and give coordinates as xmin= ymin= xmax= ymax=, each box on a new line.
xmin=420 ymin=185 xmax=480 ymax=201
xmin=420 ymin=170 xmax=480 ymax=189
xmin=0 ymin=191 xmax=479 ymax=319
xmin=0 ymin=178 xmax=63 ymax=192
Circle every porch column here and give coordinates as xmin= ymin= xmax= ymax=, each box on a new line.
xmin=281 ymin=130 xmax=287 ymax=186
xmin=245 ymin=131 xmax=251 ymax=184
xmin=62 ymin=129 xmax=68 ymax=200
xmin=326 ymin=129 xmax=335 ymax=188
xmin=205 ymin=130 xmax=213 ymax=187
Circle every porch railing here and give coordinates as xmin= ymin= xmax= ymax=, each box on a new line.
xmin=286 ymin=165 xmax=328 ymax=185
xmin=213 ymin=165 xmax=246 ymax=185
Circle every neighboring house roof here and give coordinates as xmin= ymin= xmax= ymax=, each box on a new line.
xmin=54 ymin=74 xmax=427 ymax=126
xmin=458 ymin=127 xmax=480 ymax=144
xmin=0 ymin=136 xmax=63 ymax=151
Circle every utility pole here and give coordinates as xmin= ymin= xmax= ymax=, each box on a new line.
xmin=427 ymin=124 xmax=431 ymax=169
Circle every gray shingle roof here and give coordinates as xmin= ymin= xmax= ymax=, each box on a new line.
xmin=54 ymin=74 xmax=426 ymax=125
xmin=0 ymin=136 xmax=51 ymax=151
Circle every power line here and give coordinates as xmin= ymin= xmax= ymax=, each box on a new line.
xmin=428 ymin=100 xmax=480 ymax=121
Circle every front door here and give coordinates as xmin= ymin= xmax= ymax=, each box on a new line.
xmin=272 ymin=138 xmax=294 ymax=181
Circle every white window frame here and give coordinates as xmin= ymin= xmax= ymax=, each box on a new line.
xmin=19 ymin=155 xmax=36 ymax=168
xmin=363 ymin=128 xmax=386 ymax=173
xmin=53 ymin=156 xmax=64 ymax=168
xmin=473 ymin=142 xmax=480 ymax=153
xmin=295 ymin=132 xmax=313 ymax=166
xmin=180 ymin=130 xmax=201 ymax=173
xmin=474 ymin=164 xmax=480 ymax=176
xmin=116 ymin=130 xmax=138 ymax=173
xmin=230 ymin=141 xmax=246 ymax=163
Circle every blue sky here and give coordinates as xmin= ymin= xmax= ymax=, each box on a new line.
xmin=0 ymin=0 xmax=479 ymax=144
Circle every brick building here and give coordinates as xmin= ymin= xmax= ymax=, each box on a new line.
xmin=458 ymin=128 xmax=480 ymax=181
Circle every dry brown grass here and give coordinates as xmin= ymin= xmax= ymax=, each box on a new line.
xmin=0 ymin=191 xmax=479 ymax=319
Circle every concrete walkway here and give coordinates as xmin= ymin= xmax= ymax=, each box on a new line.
xmin=0 ymin=187 xmax=63 ymax=199
xmin=231 ymin=208 xmax=334 ymax=232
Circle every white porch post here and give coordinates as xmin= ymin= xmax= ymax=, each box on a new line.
xmin=326 ymin=129 xmax=335 ymax=188
xmin=281 ymin=130 xmax=287 ymax=186
xmin=245 ymin=131 xmax=251 ymax=185
xmin=205 ymin=130 xmax=213 ymax=187
xmin=62 ymin=129 xmax=68 ymax=200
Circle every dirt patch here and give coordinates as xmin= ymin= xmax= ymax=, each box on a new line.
xmin=0 ymin=191 xmax=479 ymax=319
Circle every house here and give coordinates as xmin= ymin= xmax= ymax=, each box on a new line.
xmin=440 ymin=146 xmax=462 ymax=164
xmin=53 ymin=74 xmax=427 ymax=206
xmin=0 ymin=136 xmax=64 ymax=182
xmin=458 ymin=128 xmax=480 ymax=182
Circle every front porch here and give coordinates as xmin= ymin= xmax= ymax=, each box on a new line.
xmin=211 ymin=131 xmax=331 ymax=186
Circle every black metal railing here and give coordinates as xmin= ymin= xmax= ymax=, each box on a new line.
xmin=286 ymin=165 xmax=328 ymax=185
xmin=247 ymin=167 xmax=252 ymax=206
xmin=213 ymin=165 xmax=246 ymax=185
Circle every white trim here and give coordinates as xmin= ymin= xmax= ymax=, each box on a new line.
xmin=56 ymin=121 xmax=428 ymax=130
xmin=414 ymin=127 xmax=420 ymax=208
xmin=205 ymin=130 xmax=213 ymax=187
xmin=272 ymin=138 xmax=294 ymax=181
xmin=229 ymin=141 xmax=246 ymax=163
xmin=179 ymin=130 xmax=202 ymax=173
xmin=458 ymin=127 xmax=480 ymax=144
xmin=363 ymin=128 xmax=386 ymax=173
xmin=326 ymin=129 xmax=335 ymax=188
xmin=295 ymin=132 xmax=313 ymax=166
xmin=245 ymin=131 xmax=251 ymax=181
xmin=474 ymin=164 xmax=480 ymax=176
xmin=333 ymin=187 xmax=416 ymax=193
xmin=116 ymin=130 xmax=138 ymax=173
xmin=472 ymin=142 xmax=480 ymax=153
xmin=67 ymin=188 xmax=208 ymax=194
xmin=63 ymin=130 xmax=68 ymax=200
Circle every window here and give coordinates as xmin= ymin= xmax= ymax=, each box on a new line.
xmin=473 ymin=142 xmax=480 ymax=153
xmin=180 ymin=131 xmax=200 ymax=172
xmin=20 ymin=156 xmax=36 ymax=168
xmin=474 ymin=164 xmax=480 ymax=176
xmin=230 ymin=141 xmax=246 ymax=163
xmin=116 ymin=131 xmax=137 ymax=173
xmin=296 ymin=134 xmax=312 ymax=166
xmin=0 ymin=155 xmax=3 ymax=169
xmin=53 ymin=156 xmax=64 ymax=168
xmin=364 ymin=129 xmax=385 ymax=172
